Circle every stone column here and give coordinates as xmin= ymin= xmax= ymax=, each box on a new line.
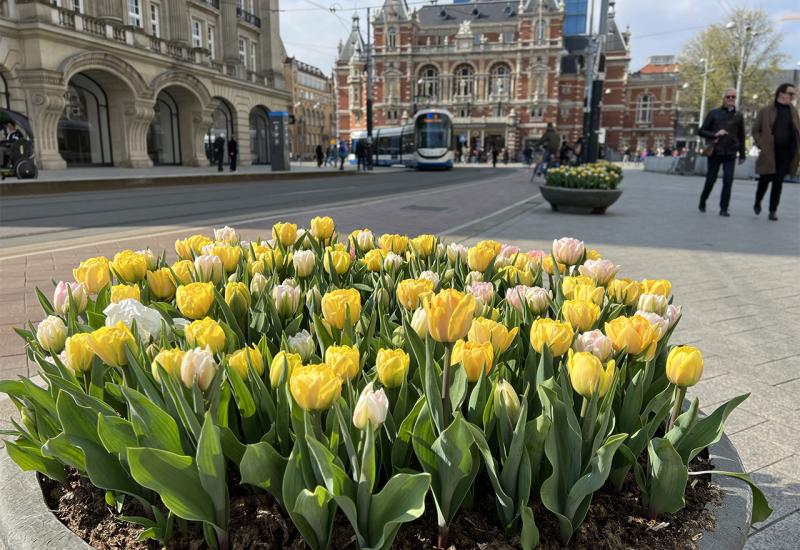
xmin=235 ymin=108 xmax=252 ymax=167
xmin=24 ymin=83 xmax=68 ymax=170
xmin=180 ymin=106 xmax=214 ymax=166
xmin=115 ymin=99 xmax=155 ymax=167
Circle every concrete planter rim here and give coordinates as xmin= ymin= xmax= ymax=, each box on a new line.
xmin=539 ymin=184 xmax=623 ymax=214
xmin=0 ymin=431 xmax=752 ymax=550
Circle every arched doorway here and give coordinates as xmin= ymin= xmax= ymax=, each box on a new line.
xmin=250 ymin=106 xmax=270 ymax=164
xmin=147 ymin=90 xmax=181 ymax=165
xmin=206 ymin=99 xmax=235 ymax=166
xmin=58 ymin=73 xmax=113 ymax=165
xmin=0 ymin=72 xmax=9 ymax=109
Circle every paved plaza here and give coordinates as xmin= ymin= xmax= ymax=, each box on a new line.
xmin=0 ymin=166 xmax=798 ymax=547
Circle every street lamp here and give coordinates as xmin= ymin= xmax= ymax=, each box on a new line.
xmin=696 ymin=57 xmax=713 ymax=147
xmin=726 ymin=21 xmax=759 ymax=110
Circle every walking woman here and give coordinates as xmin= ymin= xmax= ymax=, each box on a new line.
xmin=752 ymin=83 xmax=800 ymax=221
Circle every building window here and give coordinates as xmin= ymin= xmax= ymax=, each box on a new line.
xmin=150 ymin=3 xmax=160 ymax=38
xmin=491 ymin=63 xmax=511 ymax=97
xmin=127 ymin=0 xmax=142 ymax=27
xmin=239 ymin=37 xmax=247 ymax=68
xmin=531 ymin=106 xmax=544 ymax=120
xmin=386 ymin=75 xmax=400 ymax=100
xmin=250 ymin=42 xmax=257 ymax=71
xmin=637 ymin=94 xmax=653 ymax=123
xmin=417 ymin=66 xmax=439 ymax=101
xmin=535 ymin=19 xmax=546 ymax=44
xmin=459 ymin=107 xmax=469 ymax=118
xmin=388 ymin=29 xmax=397 ymax=49
xmin=453 ymin=64 xmax=474 ymax=98
xmin=72 ymin=0 xmax=83 ymax=13
xmin=473 ymin=33 xmax=481 ymax=45
xmin=207 ymin=25 xmax=216 ymax=58
xmin=0 ymin=73 xmax=8 ymax=110
xmin=532 ymin=70 xmax=547 ymax=99
xmin=503 ymin=31 xmax=515 ymax=44
xmin=191 ymin=20 xmax=202 ymax=47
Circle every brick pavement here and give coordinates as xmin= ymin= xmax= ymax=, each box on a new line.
xmin=447 ymin=169 xmax=800 ymax=547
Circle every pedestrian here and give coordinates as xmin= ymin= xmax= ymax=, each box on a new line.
xmin=752 ymin=83 xmax=800 ymax=221
xmin=338 ymin=140 xmax=348 ymax=170
xmin=355 ymin=139 xmax=366 ymax=171
xmin=491 ymin=147 xmax=499 ymax=168
xmin=534 ymin=122 xmax=560 ymax=175
xmin=315 ymin=144 xmax=324 ymax=167
xmin=559 ymin=140 xmax=573 ymax=166
xmin=523 ymin=145 xmax=533 ymax=166
xmin=213 ymin=135 xmax=225 ymax=172
xmin=697 ymin=88 xmax=746 ymax=216
xmin=228 ymin=137 xmax=238 ymax=172
xmin=502 ymin=148 xmax=509 ymax=165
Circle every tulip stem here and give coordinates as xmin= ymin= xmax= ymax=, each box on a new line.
xmin=668 ymin=385 xmax=686 ymax=432
xmin=441 ymin=343 xmax=453 ymax=422
xmin=580 ymin=397 xmax=589 ymax=418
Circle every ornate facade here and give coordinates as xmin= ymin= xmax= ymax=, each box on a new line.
xmin=0 ymin=0 xmax=290 ymax=169
xmin=284 ymin=58 xmax=335 ymax=160
xmin=335 ymin=0 xmax=682 ymax=158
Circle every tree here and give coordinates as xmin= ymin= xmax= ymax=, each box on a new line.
xmin=678 ymin=8 xmax=786 ymax=122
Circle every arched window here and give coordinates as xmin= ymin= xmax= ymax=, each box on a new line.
xmin=535 ymin=19 xmax=546 ymax=44
xmin=637 ymin=94 xmax=653 ymax=123
xmin=531 ymin=68 xmax=547 ymax=100
xmin=491 ymin=64 xmax=511 ymax=97
xmin=147 ymin=90 xmax=180 ymax=165
xmin=58 ymin=73 xmax=112 ymax=165
xmin=385 ymin=73 xmax=400 ymax=101
xmin=453 ymin=64 xmax=474 ymax=99
xmin=0 ymin=73 xmax=8 ymax=109
xmin=387 ymin=28 xmax=397 ymax=50
xmin=417 ymin=65 xmax=439 ymax=101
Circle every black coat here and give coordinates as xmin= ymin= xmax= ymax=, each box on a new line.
xmin=228 ymin=139 xmax=238 ymax=155
xmin=698 ymin=107 xmax=745 ymax=158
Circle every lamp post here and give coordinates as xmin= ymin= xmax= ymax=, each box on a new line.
xmin=696 ymin=56 xmax=713 ymax=148
xmin=725 ymin=21 xmax=758 ymax=111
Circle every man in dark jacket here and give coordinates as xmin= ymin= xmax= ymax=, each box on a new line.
xmin=228 ymin=137 xmax=238 ymax=172
xmin=752 ymin=83 xmax=800 ymax=221
xmin=698 ymin=89 xmax=746 ymax=216
xmin=214 ymin=135 xmax=225 ymax=172
xmin=536 ymin=123 xmax=560 ymax=171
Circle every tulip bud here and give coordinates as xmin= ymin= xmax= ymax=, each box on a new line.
xmin=383 ymin=251 xmax=403 ymax=272
xmin=635 ymin=311 xmax=668 ymax=340
xmin=293 ymin=250 xmax=316 ymax=278
xmin=213 ymin=225 xmax=238 ymax=243
xmin=356 ymin=229 xmax=375 ymax=251
xmin=195 ymin=254 xmax=223 ymax=284
xmin=442 ymin=268 xmax=455 ymax=284
xmin=505 ymin=285 xmax=532 ymax=313
xmin=578 ymin=259 xmax=620 ymax=286
xmin=638 ymin=293 xmax=668 ymax=316
xmin=573 ymin=329 xmax=613 ymax=362
xmin=466 ymin=281 xmax=495 ymax=308
xmin=666 ymin=346 xmax=703 ymax=387
xmin=493 ymin=380 xmax=521 ymax=425
xmin=447 ymin=243 xmax=468 ymax=264
xmin=524 ymin=286 xmax=550 ymax=315
xmin=374 ymin=288 xmax=390 ymax=310
xmin=305 ymin=286 xmax=322 ymax=315
xmin=464 ymin=270 xmax=483 ymax=286
xmin=136 ymin=248 xmax=158 ymax=271
xmin=552 ymin=237 xmax=585 ymax=265
xmin=391 ymin=325 xmax=406 ymax=348
xmin=665 ymin=304 xmax=682 ymax=329
xmin=410 ymin=307 xmax=429 ymax=339
xmin=37 ymin=315 xmax=67 ymax=353
xmin=180 ymin=347 xmax=218 ymax=391
xmin=249 ymin=272 xmax=268 ymax=297
xmin=272 ymin=282 xmax=301 ymax=317
xmin=63 ymin=333 xmax=95 ymax=374
xmin=494 ymin=255 xmax=512 ymax=269
xmin=53 ymin=281 xmax=88 ymax=315
xmin=352 ymin=382 xmax=389 ymax=431
xmin=418 ymin=270 xmax=440 ymax=289
xmin=225 ymin=282 xmax=252 ymax=318
xmin=435 ymin=242 xmax=447 ymax=260
xmin=270 ymin=351 xmax=303 ymax=388
xmin=376 ymin=348 xmax=410 ymax=388
xmin=287 ymin=329 xmax=315 ymax=362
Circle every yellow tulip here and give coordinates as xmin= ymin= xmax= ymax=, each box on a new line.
xmin=604 ymin=315 xmax=660 ymax=360
xmin=666 ymin=346 xmax=704 ymax=387
xmin=376 ymin=348 xmax=410 ymax=388
xmin=323 ymin=248 xmax=351 ymax=275
xmin=542 ymin=256 xmax=567 ymax=276
xmin=290 ymin=363 xmax=343 ymax=411
xmin=185 ymin=317 xmax=226 ymax=354
xmin=175 ymin=234 xmax=212 ymax=260
xmin=151 ymin=348 xmax=186 ymax=382
xmin=468 ymin=317 xmax=519 ymax=355
xmin=497 ymin=265 xmax=534 ymax=286
xmin=493 ymin=380 xmax=522 ymax=425
xmin=529 ymin=318 xmax=574 ymax=357
xmin=571 ymin=284 xmax=605 ymax=306
xmin=64 ymin=333 xmax=95 ymax=374
xmin=567 ymin=350 xmax=615 ymax=398
xmin=208 ymin=244 xmax=242 ymax=273
xmin=73 ymin=256 xmax=111 ymax=294
xmin=228 ymin=345 xmax=264 ymax=378
xmin=310 ymin=216 xmax=336 ymax=241
xmin=272 ymin=222 xmax=298 ymax=248
xmin=410 ymin=234 xmax=436 ymax=259
xmin=423 ymin=289 xmax=476 ymax=343
xmin=324 ymin=344 xmax=360 ymax=381
xmin=147 ymin=268 xmax=176 ymax=300
xmin=259 ymin=247 xmax=285 ymax=272
xmin=362 ymin=249 xmax=386 ymax=272
xmin=476 ymin=240 xmax=502 ymax=255
xmin=641 ymin=279 xmax=672 ymax=297
xmin=110 ymin=284 xmax=140 ymax=304
xmin=378 ymin=233 xmax=409 ymax=254
xmin=452 ymin=340 xmax=494 ymax=382
xmin=321 ymin=288 xmax=362 ymax=330
xmin=561 ymin=276 xmax=596 ymax=298
xmin=170 ymin=260 xmax=195 ymax=285
xmin=270 ymin=351 xmax=303 ymax=388
xmin=224 ymin=281 xmax=251 ymax=318
xmin=111 ymin=250 xmax=148 ymax=283
xmin=176 ymin=282 xmax=215 ymax=320
xmin=607 ymin=278 xmax=642 ymax=307
xmin=586 ymin=249 xmax=602 ymax=261
xmin=561 ymin=299 xmax=600 ymax=332
xmin=396 ymin=278 xmax=435 ymax=310
xmin=467 ymin=244 xmax=496 ymax=272
xmin=88 ymin=323 xmax=135 ymax=367
xmin=248 ymin=259 xmax=265 ymax=276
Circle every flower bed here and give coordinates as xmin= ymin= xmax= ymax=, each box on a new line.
xmin=546 ymin=161 xmax=623 ymax=190
xmin=0 ymin=222 xmax=771 ymax=549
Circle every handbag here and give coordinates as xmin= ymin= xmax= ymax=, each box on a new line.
xmin=700 ymin=138 xmax=717 ymax=157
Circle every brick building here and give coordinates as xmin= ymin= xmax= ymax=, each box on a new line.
xmin=284 ymin=58 xmax=335 ymax=160
xmin=334 ymin=0 xmax=683 ymax=159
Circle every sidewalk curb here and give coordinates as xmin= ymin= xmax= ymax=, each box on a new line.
xmin=0 ymin=169 xmax=371 ymax=197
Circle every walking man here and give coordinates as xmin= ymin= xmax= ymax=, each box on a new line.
xmin=338 ymin=140 xmax=348 ymax=170
xmin=752 ymin=83 xmax=800 ymax=221
xmin=228 ymin=137 xmax=238 ymax=172
xmin=697 ymin=89 xmax=746 ymax=216
xmin=214 ymin=135 xmax=225 ymax=172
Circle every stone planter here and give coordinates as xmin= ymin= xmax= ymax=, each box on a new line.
xmin=0 ymin=430 xmax=753 ymax=550
xmin=539 ymin=185 xmax=623 ymax=214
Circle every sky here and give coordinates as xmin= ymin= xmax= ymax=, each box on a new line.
xmin=279 ymin=0 xmax=800 ymax=75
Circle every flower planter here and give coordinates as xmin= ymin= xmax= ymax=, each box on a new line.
xmin=0 ymin=428 xmax=753 ymax=550
xmin=539 ymin=185 xmax=623 ymax=214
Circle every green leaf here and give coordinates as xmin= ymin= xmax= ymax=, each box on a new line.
xmin=121 ymin=386 xmax=183 ymax=455
xmin=197 ymin=413 xmax=228 ymax=531
xmin=422 ymin=339 xmax=444 ymax=434
xmin=97 ymin=415 xmax=138 ymax=457
xmin=391 ymin=396 xmax=425 ymax=471
xmin=428 ymin=414 xmax=480 ymax=526
xmin=520 ymin=506 xmax=540 ymax=550
xmin=127 ymin=447 xmax=218 ymax=526
xmin=6 ymin=439 xmax=66 ymax=481
xmin=646 ymin=437 xmax=688 ymax=517
xmin=690 ymin=470 xmax=773 ymax=524
xmin=240 ymin=441 xmax=288 ymax=505
xmin=225 ymin=364 xmax=256 ymax=419
xmin=670 ymin=394 xmax=748 ymax=464
xmin=282 ymin=443 xmax=336 ymax=550
xmin=42 ymin=433 xmax=86 ymax=471
xmin=213 ymin=289 xmax=245 ymax=345
xmin=368 ymin=473 xmax=432 ymax=550
xmin=35 ymin=286 xmax=55 ymax=316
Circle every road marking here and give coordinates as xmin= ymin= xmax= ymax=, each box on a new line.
xmin=440 ymin=193 xmax=542 ymax=237
xmin=0 ymin=172 xmax=523 ymax=260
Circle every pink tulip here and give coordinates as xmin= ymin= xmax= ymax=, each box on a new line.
xmin=574 ymin=329 xmax=613 ymax=362
xmin=505 ymin=285 xmax=532 ymax=312
xmin=53 ymin=281 xmax=88 ymax=315
xmin=578 ymin=259 xmax=620 ymax=286
xmin=498 ymin=245 xmax=521 ymax=259
xmin=552 ymin=238 xmax=585 ymax=265
xmin=467 ymin=282 xmax=495 ymax=306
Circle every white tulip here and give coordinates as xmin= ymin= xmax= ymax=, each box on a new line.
xmin=287 ymin=329 xmax=315 ymax=361
xmin=194 ymin=254 xmax=223 ymax=284
xmin=352 ymin=382 xmax=389 ymax=431
xmin=103 ymin=299 xmax=164 ymax=342
xmin=180 ymin=347 xmax=218 ymax=391
xmin=37 ymin=315 xmax=67 ymax=353
xmin=293 ymin=250 xmax=316 ymax=278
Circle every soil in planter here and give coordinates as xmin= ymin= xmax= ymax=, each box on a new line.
xmin=40 ymin=456 xmax=721 ymax=550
